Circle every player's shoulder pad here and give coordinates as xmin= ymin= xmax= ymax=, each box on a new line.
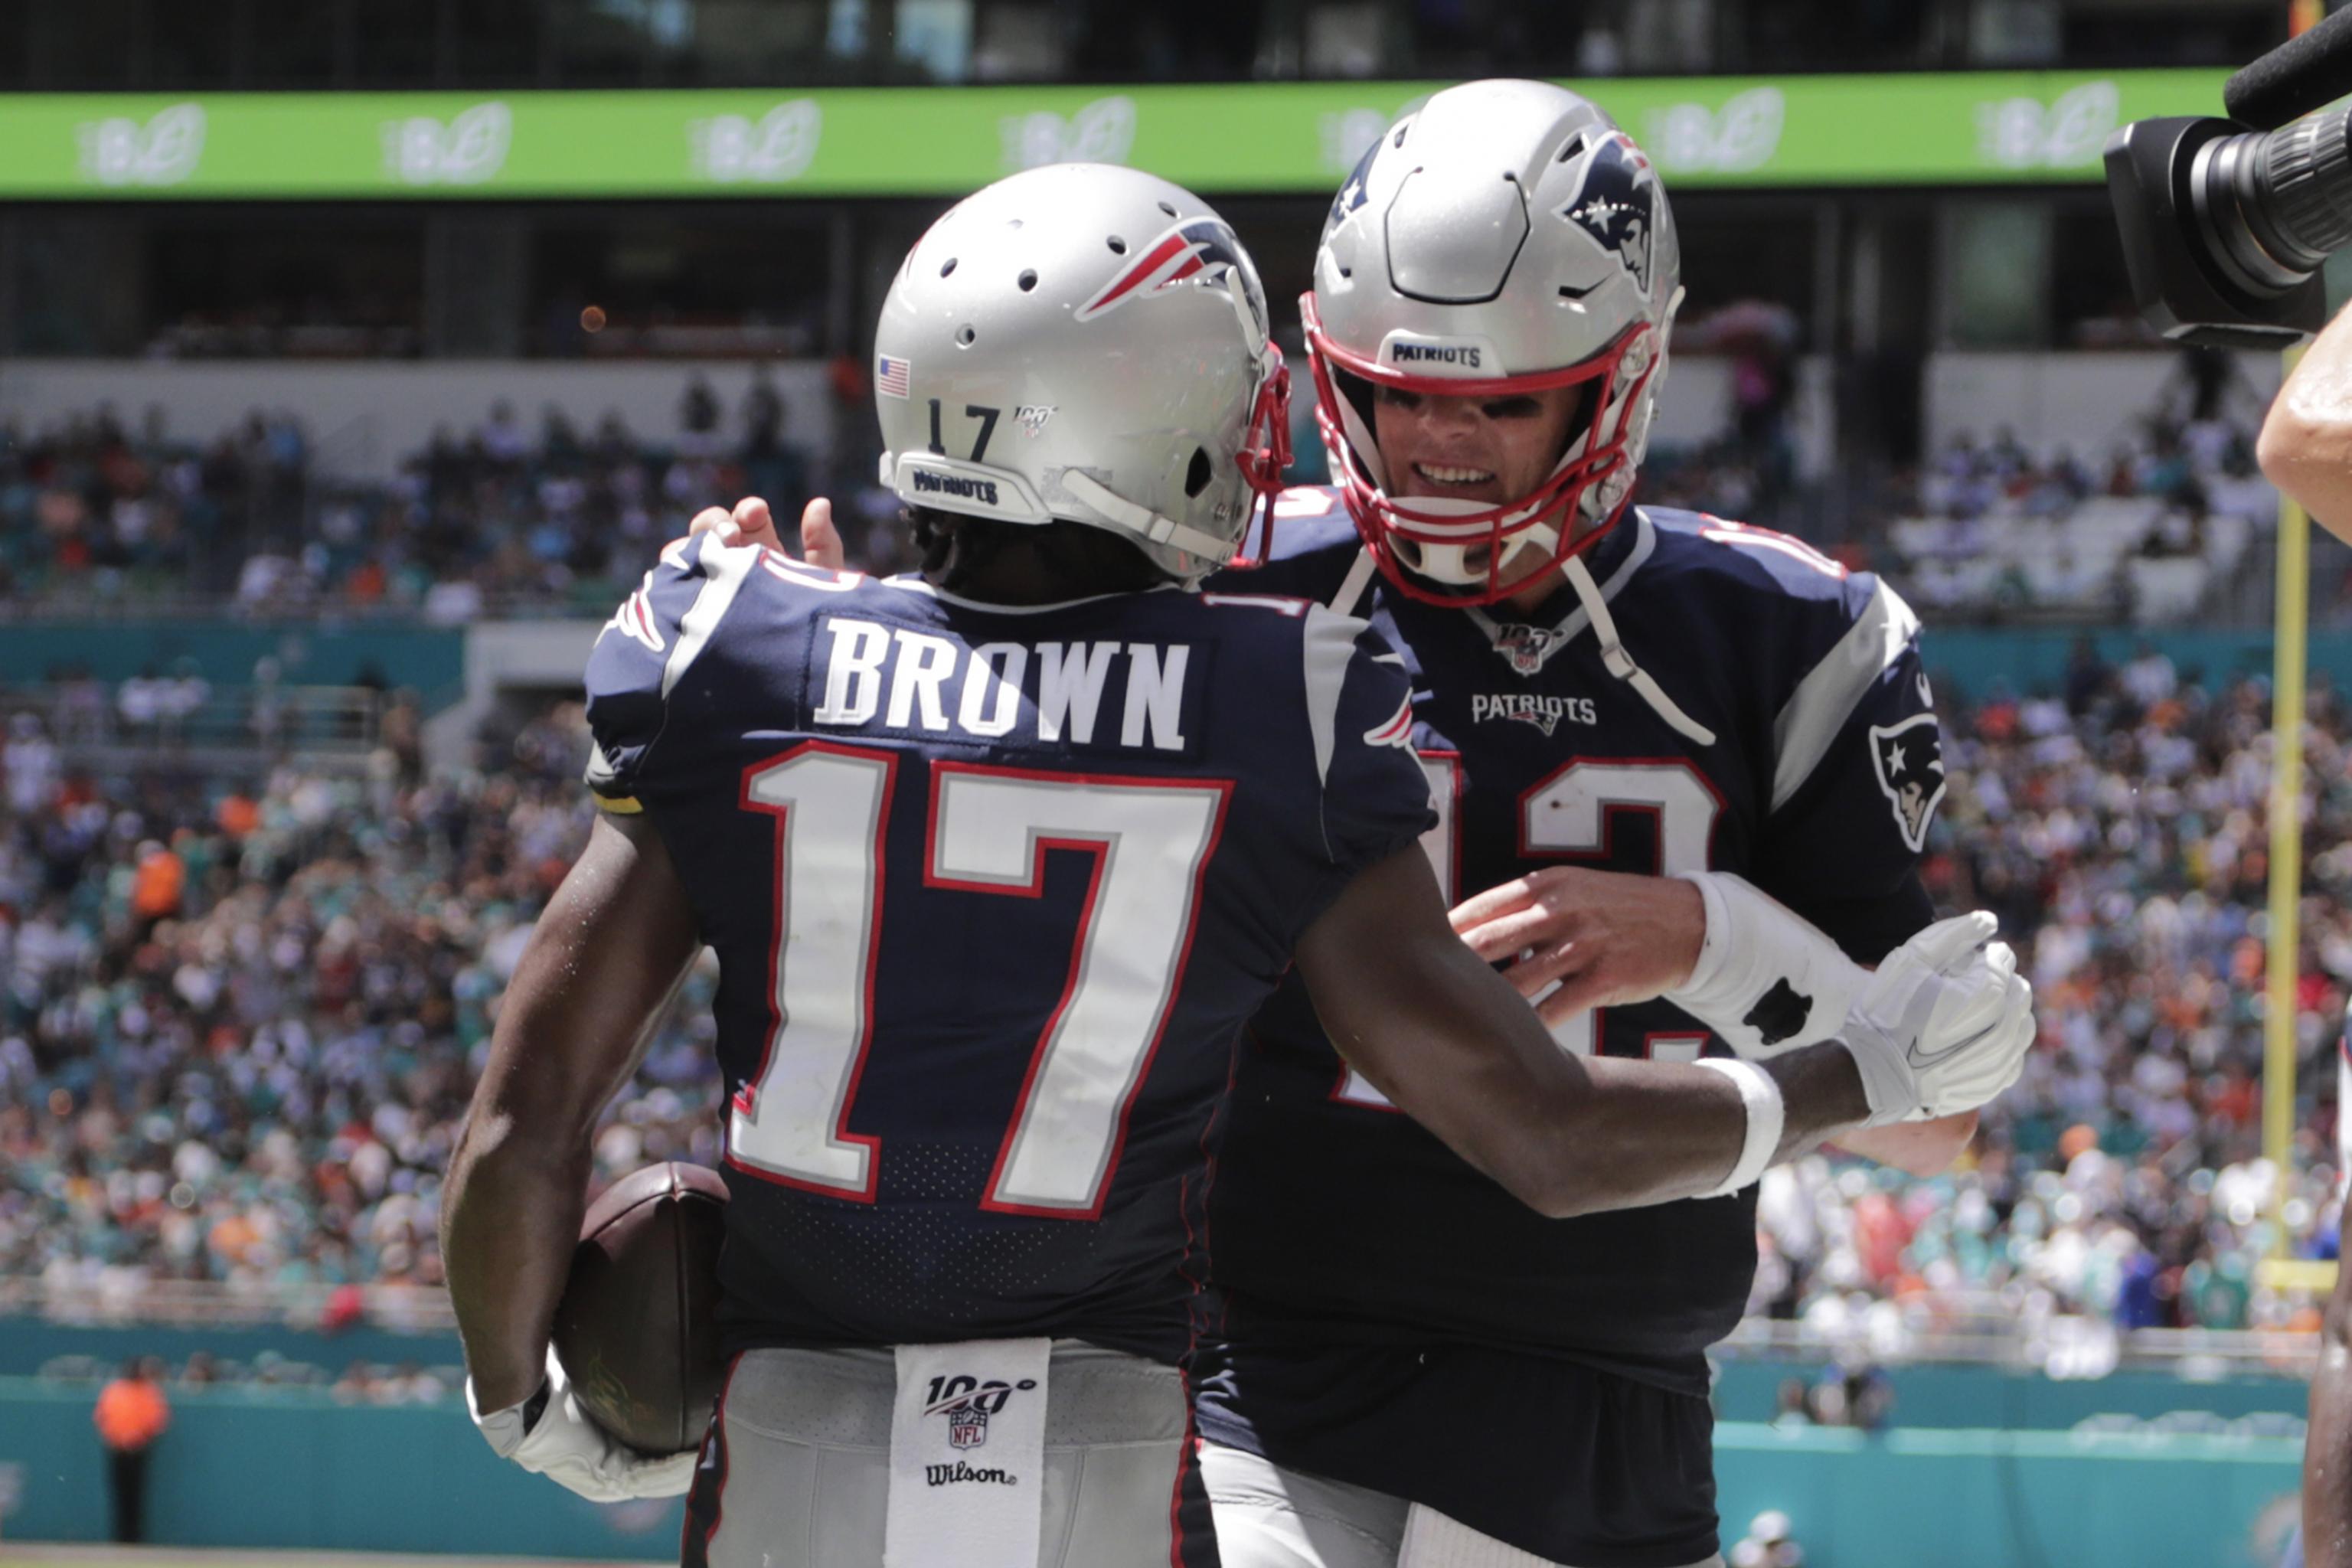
xmin=1296 ymin=601 xmax=1413 ymax=783
xmin=1638 ymin=507 xmax=1869 ymax=606
xmin=1288 ymin=597 xmax=1423 ymax=867
xmin=1640 ymin=506 xmax=1914 ymax=655
xmin=583 ymin=533 xmax=871 ymax=806
xmin=1645 ymin=511 xmax=1934 ymax=817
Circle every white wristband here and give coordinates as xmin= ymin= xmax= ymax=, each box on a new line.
xmin=1664 ymin=871 xmax=1868 ymax=1060
xmin=1692 ymin=1057 xmax=1783 ymax=1197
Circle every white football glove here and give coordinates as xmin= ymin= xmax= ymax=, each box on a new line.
xmin=1835 ymin=912 xmax=2037 ymax=1125
xmin=1664 ymin=872 xmax=1870 ymax=1058
xmin=467 ymin=1346 xmax=697 ymax=1502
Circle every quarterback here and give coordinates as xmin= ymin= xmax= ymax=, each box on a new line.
xmin=1191 ymin=82 xmax=1979 ymax=1568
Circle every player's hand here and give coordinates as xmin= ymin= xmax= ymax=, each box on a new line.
xmin=1836 ymin=913 xmax=2036 ymax=1125
xmin=468 ymin=1347 xmax=697 ymax=1501
xmin=1450 ymin=867 xmax=1704 ymax=1026
xmin=685 ymin=495 xmax=845 ymax=569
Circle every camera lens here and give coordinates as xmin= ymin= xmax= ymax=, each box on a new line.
xmin=2193 ymin=105 xmax=2352 ymax=295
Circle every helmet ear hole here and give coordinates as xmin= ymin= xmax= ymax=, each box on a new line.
xmin=1184 ymin=448 xmax=1214 ymax=498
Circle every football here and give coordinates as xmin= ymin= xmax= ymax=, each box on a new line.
xmin=550 ymin=1161 xmax=730 ymax=1455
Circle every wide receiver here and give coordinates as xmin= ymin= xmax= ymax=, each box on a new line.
xmin=444 ymin=162 xmax=2030 ymax=1568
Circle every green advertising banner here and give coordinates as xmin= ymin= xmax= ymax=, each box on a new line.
xmin=0 ymin=70 xmax=2229 ymax=200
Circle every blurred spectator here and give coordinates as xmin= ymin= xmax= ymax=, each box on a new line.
xmin=1808 ymin=1361 xmax=1894 ymax=1430
xmin=680 ymin=374 xmax=722 ymax=458
xmin=93 ymin=1356 xmax=168 ymax=1543
xmin=1729 ymin=1510 xmax=1805 ymax=1568
xmin=3 ymin=716 xmax=59 ymax=816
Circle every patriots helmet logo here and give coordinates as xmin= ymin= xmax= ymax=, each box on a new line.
xmin=1075 ymin=216 xmax=1269 ymax=339
xmin=1325 ymin=138 xmax=1379 ymax=237
xmin=1867 ymin=712 xmax=1947 ymax=853
xmin=1562 ymin=134 xmax=1658 ymax=298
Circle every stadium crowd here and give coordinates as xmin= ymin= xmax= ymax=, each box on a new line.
xmin=0 ymin=636 xmax=2342 ymax=1367
xmin=2 ymin=347 xmax=2304 ymax=632
xmin=1871 ymin=352 xmax=2284 ymax=624
xmin=0 ymin=376 xmax=844 ymax=620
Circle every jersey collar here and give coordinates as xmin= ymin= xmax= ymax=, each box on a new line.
xmin=881 ymin=576 xmax=1186 ymax=615
xmin=1460 ymin=508 xmax=1655 ymax=678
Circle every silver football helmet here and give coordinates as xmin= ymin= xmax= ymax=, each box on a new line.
xmin=874 ymin=163 xmax=1291 ymax=585
xmin=1308 ymin=80 xmax=1685 ymax=603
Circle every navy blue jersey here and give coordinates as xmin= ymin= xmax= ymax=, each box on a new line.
xmin=583 ymin=532 xmax=1434 ymax=1366
xmin=1195 ymin=492 xmax=1940 ymax=1564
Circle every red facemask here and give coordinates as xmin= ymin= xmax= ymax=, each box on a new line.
xmin=1301 ymin=291 xmax=1660 ymax=606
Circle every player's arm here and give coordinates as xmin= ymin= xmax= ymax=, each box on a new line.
xmin=2308 ymin=1248 xmax=2352 ymax=1568
xmin=1452 ymin=864 xmax=1977 ymax=1177
xmin=1295 ymin=841 xmax=2024 ymax=1217
xmin=2261 ymin=298 xmax=2352 ymax=544
xmin=1835 ymin=1109 xmax=1976 ymax=1174
xmin=442 ymin=811 xmax=701 ymax=1413
xmin=1741 ymin=574 xmax=1981 ymax=1176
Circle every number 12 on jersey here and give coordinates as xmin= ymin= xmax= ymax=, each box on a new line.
xmin=730 ymin=743 xmax=1228 ymax=1218
xmin=1336 ymin=752 xmax=1722 ymax=1107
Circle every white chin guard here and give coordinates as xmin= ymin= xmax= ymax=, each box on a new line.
xmin=1393 ymin=514 xmax=1563 ymax=590
xmin=1663 ymin=871 xmax=1870 ymax=1059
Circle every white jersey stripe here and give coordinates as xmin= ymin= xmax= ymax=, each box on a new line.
xmin=1301 ymin=604 xmax=1368 ymax=794
xmin=661 ymin=531 xmax=763 ymax=699
xmin=1769 ymin=577 xmax=1922 ymax=812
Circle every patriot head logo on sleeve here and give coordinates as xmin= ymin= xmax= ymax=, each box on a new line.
xmin=1868 ymin=712 xmax=1946 ymax=853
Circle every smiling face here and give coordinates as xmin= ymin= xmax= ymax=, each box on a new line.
xmin=1370 ymin=382 xmax=1584 ymax=506
xmin=1369 ymin=381 xmax=1594 ymax=597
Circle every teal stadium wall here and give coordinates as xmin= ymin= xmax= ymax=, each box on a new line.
xmin=1923 ymin=626 xmax=2352 ymax=702
xmin=0 ymin=622 xmax=464 ymax=703
xmin=0 ymin=1373 xmax=2307 ymax=1566
xmin=0 ymin=1380 xmax=688 ymax=1559
xmin=8 ymin=1321 xmax=2312 ymax=1429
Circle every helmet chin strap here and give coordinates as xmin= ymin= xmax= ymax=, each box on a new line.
xmin=1560 ymin=553 xmax=1717 ymax=748
xmin=1060 ymin=469 xmax=1237 ymax=573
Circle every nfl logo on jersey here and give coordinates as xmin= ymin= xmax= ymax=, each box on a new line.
xmin=1494 ymin=622 xmax=1568 ymax=675
xmin=947 ymin=1406 xmax=988 ymax=1449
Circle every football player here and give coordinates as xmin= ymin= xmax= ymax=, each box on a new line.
xmin=444 ymin=164 xmax=2030 ymax=1568
xmin=1187 ymin=82 xmax=1984 ymax=1568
